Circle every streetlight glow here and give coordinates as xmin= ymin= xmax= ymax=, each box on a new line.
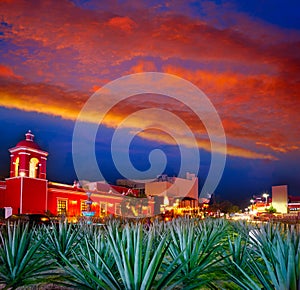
xmin=263 ymin=193 xmax=269 ymax=206
xmin=250 ymin=199 xmax=254 ymax=212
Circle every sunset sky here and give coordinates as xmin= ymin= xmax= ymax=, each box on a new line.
xmin=0 ymin=0 xmax=299 ymax=206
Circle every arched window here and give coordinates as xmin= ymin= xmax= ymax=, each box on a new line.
xmin=14 ymin=157 xmax=20 ymax=177
xmin=29 ymin=157 xmax=39 ymax=178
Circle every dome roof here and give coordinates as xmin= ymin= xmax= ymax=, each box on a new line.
xmin=16 ymin=139 xmax=41 ymax=150
xmin=15 ymin=130 xmax=41 ymax=150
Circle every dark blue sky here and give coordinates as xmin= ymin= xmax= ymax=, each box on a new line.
xmin=1 ymin=107 xmax=299 ymax=207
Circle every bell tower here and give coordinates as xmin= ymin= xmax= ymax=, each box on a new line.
xmin=9 ymin=130 xmax=48 ymax=179
xmin=5 ymin=130 xmax=49 ymax=214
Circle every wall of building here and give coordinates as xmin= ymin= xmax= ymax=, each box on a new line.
xmin=145 ymin=176 xmax=198 ymax=200
xmin=4 ymin=177 xmax=22 ymax=214
xmin=272 ymin=185 xmax=288 ymax=214
xmin=169 ymin=177 xmax=198 ymax=200
xmin=5 ymin=177 xmax=48 ymax=214
xmin=47 ymin=186 xmax=87 ymax=216
xmin=21 ymin=177 xmax=47 ymax=214
xmin=145 ymin=181 xmax=171 ymax=197
xmin=47 ymin=184 xmax=154 ymax=218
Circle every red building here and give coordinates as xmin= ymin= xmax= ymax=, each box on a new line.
xmin=0 ymin=131 xmax=154 ymax=218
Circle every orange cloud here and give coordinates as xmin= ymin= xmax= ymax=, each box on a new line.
xmin=92 ymin=85 xmax=101 ymax=92
xmin=137 ymin=129 xmax=276 ymax=160
xmin=129 ymin=60 xmax=157 ymax=73
xmin=0 ymin=78 xmax=87 ymax=120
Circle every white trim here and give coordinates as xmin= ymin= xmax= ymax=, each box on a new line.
xmin=47 ymin=188 xmax=124 ymax=200
xmin=49 ymin=181 xmax=75 ymax=188
xmin=48 ymin=188 xmax=87 ymax=196
xmin=5 ymin=176 xmax=46 ymax=182
xmin=18 ymin=152 xmax=31 ymax=155
xmin=9 ymin=146 xmax=48 ymax=156
xmin=57 ymin=197 xmax=69 ymax=201
xmin=45 ymin=180 xmax=48 ymax=211
xmin=20 ymin=177 xmax=23 ymax=214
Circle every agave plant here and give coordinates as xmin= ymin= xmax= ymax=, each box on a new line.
xmin=167 ymin=217 xmax=229 ymax=289
xmin=106 ymin=222 xmax=188 ymax=289
xmin=226 ymin=222 xmax=300 ymax=290
xmin=149 ymin=218 xmax=170 ymax=236
xmin=59 ymin=232 xmax=119 ymax=289
xmin=230 ymin=220 xmax=256 ymax=240
xmin=60 ymin=222 xmax=186 ymax=289
xmin=39 ymin=221 xmax=82 ymax=264
xmin=77 ymin=222 xmax=106 ymax=242
xmin=225 ymin=234 xmax=248 ymax=268
xmin=0 ymin=222 xmax=53 ymax=289
xmin=219 ymin=233 xmax=254 ymax=289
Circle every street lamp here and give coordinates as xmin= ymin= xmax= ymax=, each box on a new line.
xmin=250 ymin=199 xmax=254 ymax=212
xmin=263 ymin=193 xmax=269 ymax=207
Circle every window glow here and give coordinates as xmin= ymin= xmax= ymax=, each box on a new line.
xmin=57 ymin=199 xmax=68 ymax=215
xmin=29 ymin=157 xmax=39 ymax=178
xmin=14 ymin=157 xmax=19 ymax=177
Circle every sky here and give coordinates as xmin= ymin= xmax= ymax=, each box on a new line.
xmin=0 ymin=0 xmax=299 ymax=206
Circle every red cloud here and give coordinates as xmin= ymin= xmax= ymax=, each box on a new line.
xmin=162 ymin=64 xmax=300 ymax=156
xmin=106 ymin=16 xmax=137 ymax=33
xmin=0 ymin=64 xmax=22 ymax=79
xmin=0 ymin=0 xmax=299 ymax=160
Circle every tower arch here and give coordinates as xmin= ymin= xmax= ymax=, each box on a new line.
xmin=14 ymin=157 xmax=20 ymax=177
xmin=29 ymin=157 xmax=39 ymax=178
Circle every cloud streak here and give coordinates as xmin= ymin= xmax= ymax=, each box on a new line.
xmin=0 ymin=71 xmax=283 ymax=160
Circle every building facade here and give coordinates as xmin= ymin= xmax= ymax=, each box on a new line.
xmin=0 ymin=131 xmax=155 ymax=218
xmin=0 ymin=131 xmax=200 ymax=219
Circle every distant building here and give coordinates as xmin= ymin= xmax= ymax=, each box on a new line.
xmin=145 ymin=172 xmax=199 ymax=212
xmin=271 ymin=185 xmax=300 ymax=213
xmin=116 ymin=179 xmax=148 ymax=196
xmin=272 ymin=185 xmax=288 ymax=214
xmin=250 ymin=185 xmax=300 ymax=214
xmin=117 ymin=173 xmax=199 ymax=204
xmin=288 ymin=196 xmax=300 ymax=212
